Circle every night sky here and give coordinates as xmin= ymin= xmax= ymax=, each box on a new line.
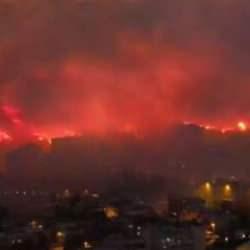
xmin=1 ymin=0 xmax=250 ymax=142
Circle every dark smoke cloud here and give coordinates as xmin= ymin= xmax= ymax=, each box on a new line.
xmin=0 ymin=0 xmax=250 ymax=136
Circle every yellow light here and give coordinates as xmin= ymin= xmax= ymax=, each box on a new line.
xmin=205 ymin=182 xmax=211 ymax=191
xmin=210 ymin=222 xmax=216 ymax=231
xmin=238 ymin=121 xmax=247 ymax=131
xmin=225 ymin=184 xmax=231 ymax=192
xmin=56 ymin=231 xmax=65 ymax=238
xmin=104 ymin=206 xmax=119 ymax=220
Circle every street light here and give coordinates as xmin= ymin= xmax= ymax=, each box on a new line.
xmin=205 ymin=182 xmax=212 ymax=191
xmin=224 ymin=184 xmax=231 ymax=192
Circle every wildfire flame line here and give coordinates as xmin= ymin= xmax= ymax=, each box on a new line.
xmin=0 ymin=105 xmax=249 ymax=146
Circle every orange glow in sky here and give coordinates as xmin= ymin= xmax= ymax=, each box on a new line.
xmin=0 ymin=130 xmax=12 ymax=143
xmin=237 ymin=121 xmax=248 ymax=132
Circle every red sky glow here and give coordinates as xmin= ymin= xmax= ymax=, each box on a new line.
xmin=1 ymin=0 xmax=250 ymax=144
